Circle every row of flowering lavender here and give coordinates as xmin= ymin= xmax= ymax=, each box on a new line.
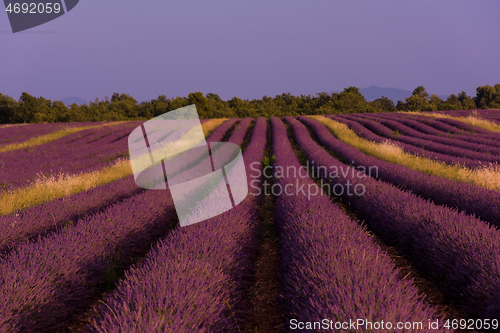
xmin=0 ymin=119 xmax=242 ymax=331
xmin=433 ymin=109 xmax=500 ymax=119
xmin=375 ymin=113 xmax=500 ymax=147
xmin=365 ymin=113 xmax=500 ymax=153
xmin=0 ymin=118 xmax=236 ymax=255
xmin=164 ymin=118 xmax=253 ymax=222
xmin=345 ymin=114 xmax=500 ymax=164
xmin=0 ymin=186 xmax=176 ymax=331
xmin=0 ymin=176 xmax=141 ymax=255
xmin=405 ymin=112 xmax=500 ymax=138
xmin=418 ymin=114 xmax=500 ymax=137
xmin=473 ymin=110 xmax=500 ymax=123
xmin=402 ymin=114 xmax=478 ymax=134
xmin=330 ymin=115 xmax=487 ymax=168
xmin=269 ymin=117 xmax=446 ymax=332
xmin=0 ymin=122 xmax=104 ymax=146
xmin=298 ymin=116 xmax=500 ymax=227
xmin=420 ymin=109 xmax=500 ymax=127
xmin=149 ymin=117 xmax=241 ymax=185
xmin=0 ymin=121 xmax=143 ymax=190
xmin=437 ymin=116 xmax=500 ymax=135
xmin=205 ymin=118 xmax=240 ymax=143
xmin=86 ymin=117 xmax=267 ymax=332
xmin=285 ymin=116 xmax=500 ymax=319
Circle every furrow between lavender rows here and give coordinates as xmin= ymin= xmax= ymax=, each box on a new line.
xmin=285 ymin=116 xmax=500 ymax=319
xmin=270 ymin=117 xmax=446 ymax=331
xmin=85 ymin=117 xmax=267 ymax=332
xmin=298 ymin=116 xmax=500 ymax=227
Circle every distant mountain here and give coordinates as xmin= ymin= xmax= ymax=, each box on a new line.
xmin=358 ymin=85 xmax=449 ymax=103
xmin=59 ymin=96 xmax=88 ymax=106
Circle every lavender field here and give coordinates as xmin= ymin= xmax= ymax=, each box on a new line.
xmin=1 ymin=110 xmax=500 ymax=332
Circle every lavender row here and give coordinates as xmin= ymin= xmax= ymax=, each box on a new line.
xmin=0 ymin=122 xmax=109 ymax=146
xmin=405 ymin=113 xmax=500 ymax=137
xmin=402 ymin=115 xmax=500 ymax=145
xmin=386 ymin=114 xmax=500 ymax=146
xmin=0 ymin=119 xmax=238 ymax=257
xmin=429 ymin=109 xmax=500 ymax=119
xmin=86 ymin=118 xmax=267 ymax=332
xmin=0 ymin=122 xmax=143 ymax=190
xmin=0 ymin=186 xmax=177 ymax=331
xmin=436 ymin=117 xmax=500 ymax=136
xmin=164 ymin=118 xmax=253 ymax=218
xmin=298 ymin=116 xmax=500 ymax=227
xmin=0 ymin=176 xmax=142 ymax=255
xmin=346 ymin=114 xmax=500 ymax=164
xmin=403 ymin=115 xmax=473 ymax=134
xmin=383 ymin=112 xmax=500 ymax=137
xmin=270 ymin=117 xmax=444 ymax=330
xmin=328 ymin=115 xmax=484 ymax=168
xmin=370 ymin=113 xmax=500 ymax=151
xmin=206 ymin=117 xmax=240 ymax=143
xmin=371 ymin=113 xmax=500 ymax=149
xmin=285 ymin=116 xmax=500 ymax=318
xmin=150 ymin=117 xmax=247 ymax=190
xmin=0 ymin=118 xmax=242 ymax=331
xmin=333 ymin=114 xmax=492 ymax=167
xmin=134 ymin=118 xmax=241 ymax=190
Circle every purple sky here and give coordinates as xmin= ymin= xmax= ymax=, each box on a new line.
xmin=1 ymin=0 xmax=499 ymax=102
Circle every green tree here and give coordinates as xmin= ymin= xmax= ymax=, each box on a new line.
xmin=370 ymin=96 xmax=396 ymax=112
xmin=110 ymin=93 xmax=138 ymax=119
xmin=475 ymin=84 xmax=500 ymax=109
xmin=458 ymin=91 xmax=476 ymax=110
xmin=439 ymin=94 xmax=461 ymax=110
xmin=333 ymin=87 xmax=368 ymax=113
xmin=187 ymin=92 xmax=209 ymax=118
xmin=151 ymin=95 xmax=169 ymax=117
xmin=396 ymin=100 xmax=407 ymax=111
xmin=405 ymin=86 xmax=431 ymax=111
xmin=205 ymin=93 xmax=234 ymax=118
xmin=0 ymin=93 xmax=18 ymax=123
xmin=429 ymin=94 xmax=442 ymax=111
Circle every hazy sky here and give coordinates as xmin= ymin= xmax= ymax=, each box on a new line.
xmin=1 ymin=0 xmax=499 ymax=102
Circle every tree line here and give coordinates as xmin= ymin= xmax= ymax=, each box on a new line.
xmin=1 ymin=84 xmax=499 ymax=123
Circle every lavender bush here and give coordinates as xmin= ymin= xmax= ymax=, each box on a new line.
xmin=86 ymin=118 xmax=267 ymax=332
xmin=298 ymin=116 xmax=500 ymax=227
xmin=286 ymin=116 xmax=500 ymax=318
xmin=346 ymin=114 xmax=500 ymax=164
xmin=270 ymin=117 xmax=446 ymax=332
xmin=329 ymin=114 xmax=484 ymax=168
xmin=0 ymin=122 xmax=143 ymax=190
